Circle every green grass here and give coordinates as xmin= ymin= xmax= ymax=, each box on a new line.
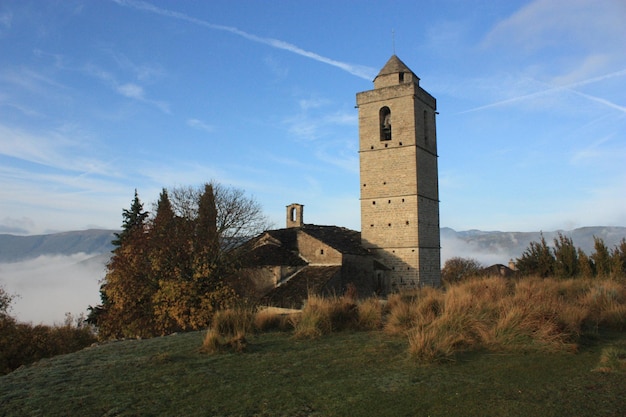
xmin=1 ymin=330 xmax=625 ymax=416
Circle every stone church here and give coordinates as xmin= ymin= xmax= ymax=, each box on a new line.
xmin=235 ymin=55 xmax=441 ymax=307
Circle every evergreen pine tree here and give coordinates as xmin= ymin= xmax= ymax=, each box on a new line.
xmin=88 ymin=190 xmax=155 ymax=338
xmin=516 ymin=234 xmax=555 ymax=277
xmin=553 ymin=233 xmax=579 ymax=278
xmin=591 ymin=236 xmax=611 ymax=278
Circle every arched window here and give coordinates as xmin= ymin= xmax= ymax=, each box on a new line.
xmin=379 ymin=106 xmax=391 ymax=141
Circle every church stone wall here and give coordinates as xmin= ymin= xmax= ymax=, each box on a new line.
xmin=296 ymin=232 xmax=342 ymax=265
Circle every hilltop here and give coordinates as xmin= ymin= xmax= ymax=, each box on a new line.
xmin=1 ymin=330 xmax=624 ymax=416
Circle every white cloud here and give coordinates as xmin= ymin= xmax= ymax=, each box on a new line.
xmin=441 ymin=235 xmax=514 ymax=266
xmin=116 ymin=82 xmax=144 ymax=99
xmin=0 ymin=254 xmax=107 ymax=325
xmin=0 ymin=217 xmax=34 ymax=235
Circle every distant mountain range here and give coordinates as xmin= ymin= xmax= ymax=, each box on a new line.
xmin=441 ymin=226 xmax=626 ymax=265
xmin=0 ymin=229 xmax=117 ymax=263
xmin=1 ymin=227 xmax=625 ymax=265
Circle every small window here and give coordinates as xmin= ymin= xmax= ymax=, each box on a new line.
xmin=320 ymin=249 xmax=324 ymax=255
xmin=399 ymin=72 xmax=404 ymax=83
xmin=379 ymin=107 xmax=391 ymax=141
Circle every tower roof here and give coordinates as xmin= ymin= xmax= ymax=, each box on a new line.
xmin=375 ymin=55 xmax=416 ymax=79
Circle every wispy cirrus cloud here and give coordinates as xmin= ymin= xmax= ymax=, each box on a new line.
xmin=483 ymin=0 xmax=625 ymax=55
xmin=111 ymin=0 xmax=377 ymax=80
xmin=187 ymin=118 xmax=214 ymax=133
xmin=284 ymin=110 xmax=355 ymax=141
xmin=0 ymin=11 xmax=12 ymax=34
xmin=0 ymin=123 xmax=116 ymax=177
xmin=83 ymin=63 xmax=170 ymax=113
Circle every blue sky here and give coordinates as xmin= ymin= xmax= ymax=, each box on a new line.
xmin=1 ymin=0 xmax=625 ymax=235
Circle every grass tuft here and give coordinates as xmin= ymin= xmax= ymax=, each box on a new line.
xmin=200 ymin=306 xmax=255 ymax=353
xmin=594 ymin=345 xmax=626 ymax=373
xmin=292 ymin=294 xmax=359 ymax=339
xmin=254 ymin=309 xmax=295 ymax=332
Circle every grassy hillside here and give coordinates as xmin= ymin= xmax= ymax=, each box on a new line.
xmin=1 ymin=329 xmax=624 ymax=416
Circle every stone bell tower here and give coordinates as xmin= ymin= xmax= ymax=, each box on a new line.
xmin=357 ymin=55 xmax=441 ymax=289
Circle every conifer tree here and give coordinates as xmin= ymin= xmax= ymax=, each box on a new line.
xmin=577 ymin=248 xmax=594 ymax=278
xmin=89 ymin=190 xmax=155 ymax=338
xmin=112 ymin=189 xmax=149 ymax=247
xmin=610 ymin=238 xmax=626 ymax=280
xmin=591 ymin=236 xmax=611 ymax=278
xmin=553 ymin=233 xmax=578 ymax=278
xmin=516 ymin=234 xmax=555 ymax=277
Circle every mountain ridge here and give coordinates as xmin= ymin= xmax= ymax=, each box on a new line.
xmin=0 ymin=229 xmax=117 ymax=263
xmin=1 ymin=227 xmax=625 ymax=265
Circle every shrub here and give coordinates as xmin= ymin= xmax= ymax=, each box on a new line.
xmin=441 ymin=257 xmax=482 ymax=286
xmin=0 ymin=317 xmax=97 ymax=375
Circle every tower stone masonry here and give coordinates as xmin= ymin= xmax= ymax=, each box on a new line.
xmin=357 ymin=55 xmax=441 ymax=289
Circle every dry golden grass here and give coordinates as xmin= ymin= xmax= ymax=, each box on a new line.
xmin=593 ymin=345 xmax=626 ymax=373
xmin=384 ymin=287 xmax=443 ymax=336
xmin=201 ymin=306 xmax=255 ymax=353
xmin=292 ymin=293 xmax=360 ymax=339
xmin=253 ymin=308 xmax=295 ymax=332
xmin=356 ymin=298 xmax=383 ymax=330
xmin=400 ymin=276 xmax=625 ymax=360
xmin=202 ymin=276 xmax=626 ymax=360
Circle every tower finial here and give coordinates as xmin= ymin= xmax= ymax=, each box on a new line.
xmin=392 ymin=29 xmax=396 ymax=55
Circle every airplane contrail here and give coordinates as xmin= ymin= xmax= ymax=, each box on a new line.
xmin=459 ymin=69 xmax=626 ymax=114
xmin=112 ymin=0 xmax=377 ymax=81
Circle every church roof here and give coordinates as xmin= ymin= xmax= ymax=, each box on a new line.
xmin=376 ymin=55 xmax=416 ymax=78
xmin=241 ymin=243 xmax=306 ymax=267
xmin=264 ymin=224 xmax=370 ymax=257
